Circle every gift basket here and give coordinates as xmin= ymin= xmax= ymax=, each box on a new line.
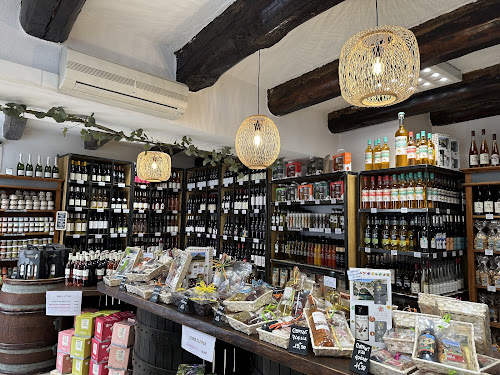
xmin=257 ymin=316 xmax=307 ymax=350
xmin=382 ymin=328 xmax=416 ymax=354
xmin=188 ymin=282 xmax=219 ymax=316
xmin=124 ymin=282 xmax=157 ymax=299
xmin=370 ymin=349 xmax=417 ymax=375
xmin=104 ymin=247 xmax=143 ymax=286
xmin=125 ymin=258 xmax=169 ymax=282
xmin=223 ymin=284 xmax=273 ymax=313
xmin=164 ymin=249 xmax=192 ymax=291
xmin=226 ymin=305 xmax=280 ymax=335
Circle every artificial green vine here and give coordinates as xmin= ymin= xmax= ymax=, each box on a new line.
xmin=0 ymin=103 xmax=282 ymax=176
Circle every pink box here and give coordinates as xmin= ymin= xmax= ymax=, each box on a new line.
xmin=111 ymin=321 xmax=135 ymax=348
xmin=95 ymin=315 xmax=121 ymax=342
xmin=90 ymin=359 xmax=109 ymax=375
xmin=56 ymin=352 xmax=72 ymax=374
xmin=108 ymin=345 xmax=132 ymax=370
xmin=91 ymin=337 xmax=111 ymax=364
xmin=108 ymin=369 xmax=130 ymax=375
xmin=58 ymin=329 xmax=75 ymax=354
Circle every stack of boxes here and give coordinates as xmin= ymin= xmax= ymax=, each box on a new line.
xmin=57 ymin=328 xmax=75 ymax=374
xmin=107 ymin=314 xmax=135 ymax=375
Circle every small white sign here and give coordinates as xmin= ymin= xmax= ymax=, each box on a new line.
xmin=391 ymin=250 xmax=398 ymax=256
xmin=46 ymin=291 xmax=82 ymax=316
xmin=485 ymin=249 xmax=494 ymax=256
xmin=365 ymin=247 xmax=371 ymax=253
xmin=114 ymin=208 xmax=121 ymax=213
xmin=414 ymin=252 xmax=422 ymax=258
xmin=401 ymin=207 xmax=408 ymax=213
xmin=315 ymin=199 xmax=320 ymax=205
xmin=56 ymin=211 xmax=68 ymax=231
xmin=286 ymin=201 xmax=291 ymax=206
xmin=123 ymin=209 xmax=130 ymax=214
xmin=181 ymin=325 xmax=216 ymax=362
xmin=324 ymin=228 xmax=332 ymax=233
xmin=155 ymin=232 xmax=161 ymax=237
xmin=331 ymin=198 xmax=337 ymax=204
xmin=240 ymin=237 xmax=246 ymax=242
xmin=255 ymin=179 xmax=260 ymax=184
xmin=278 ymin=226 xmax=284 ymax=232
xmin=335 ymin=228 xmax=342 ymax=234
xmin=110 ymin=233 xmax=118 ymax=238
xmin=443 ymin=252 xmax=447 ymax=258
xmin=487 ymin=285 xmax=496 ymax=293
xmin=436 ymin=208 xmax=440 ymax=214
xmin=486 ymin=214 xmax=494 ymax=220
xmin=271 ymin=226 xmax=276 ymax=231
xmin=324 ymin=275 xmax=337 ymax=288
xmin=446 ymin=209 xmax=450 ymax=215
xmin=433 ymin=253 xmax=437 ymax=259
xmin=275 ymin=202 xmax=279 ymax=206
xmin=254 ymin=209 xmax=259 ymax=213
xmin=75 ymin=207 xmax=82 ymax=212
xmin=120 ymin=233 xmax=127 ymax=238
xmin=95 ymin=234 xmax=102 ymax=239
xmin=138 ymin=233 xmax=144 ymax=238
xmin=77 ymin=180 xmax=84 ymax=185
xmin=97 ymin=208 xmax=104 ymax=213
xmin=242 ymin=210 xmax=247 ymax=214
xmin=347 ymin=269 xmax=362 ymax=280
xmin=156 ymin=210 xmax=162 ymax=214
xmin=140 ymin=185 xmax=146 ymax=190
xmin=98 ymin=181 xmax=105 ymax=187
xmin=370 ymin=208 xmax=377 ymax=214
xmin=253 ymin=238 xmax=259 ymax=244
xmin=118 ymin=183 xmax=125 ymax=188
xmin=223 ymin=235 xmax=227 ymax=240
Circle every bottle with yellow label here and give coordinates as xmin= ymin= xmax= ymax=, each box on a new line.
xmin=427 ymin=132 xmax=435 ymax=166
xmin=381 ymin=137 xmax=390 ymax=169
xmin=365 ymin=139 xmax=373 ymax=171
xmin=419 ymin=131 xmax=429 ymax=164
xmin=395 ymin=112 xmax=408 ymax=167
xmin=373 ymin=139 xmax=382 ymax=170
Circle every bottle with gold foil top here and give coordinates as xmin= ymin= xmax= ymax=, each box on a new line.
xmin=415 ymin=172 xmax=426 ymax=208
xmin=381 ymin=137 xmax=390 ymax=169
xmin=395 ymin=112 xmax=408 ymax=167
xmin=419 ymin=131 xmax=429 ymax=164
xmin=427 ymin=133 xmax=435 ymax=166
xmin=373 ymin=139 xmax=382 ymax=170
xmin=306 ymin=295 xmax=335 ymax=347
xmin=407 ymin=131 xmax=417 ymax=166
xmin=407 ymin=172 xmax=416 ymax=209
xmin=415 ymin=133 xmax=421 ymax=164
xmin=365 ymin=139 xmax=373 ymax=171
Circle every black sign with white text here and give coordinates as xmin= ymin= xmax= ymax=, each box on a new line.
xmin=350 ymin=340 xmax=372 ymax=375
xmin=149 ymin=285 xmax=162 ymax=303
xmin=288 ymin=325 xmax=309 ymax=355
xmin=213 ymin=303 xmax=226 ymax=326
xmin=177 ymin=295 xmax=191 ymax=313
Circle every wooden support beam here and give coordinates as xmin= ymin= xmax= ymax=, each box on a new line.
xmin=175 ymin=0 xmax=345 ymax=92
xmin=327 ymin=64 xmax=500 ymax=133
xmin=20 ymin=0 xmax=86 ymax=43
xmin=2 ymin=116 xmax=27 ymax=141
xmin=268 ymin=0 xmax=500 ymax=116
xmin=430 ymin=98 xmax=500 ymax=126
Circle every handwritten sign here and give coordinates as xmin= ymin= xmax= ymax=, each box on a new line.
xmin=350 ymin=340 xmax=372 ymax=375
xmin=181 ymin=325 xmax=216 ymax=362
xmin=288 ymin=325 xmax=309 ymax=355
xmin=118 ymin=277 xmax=127 ymax=291
xmin=46 ymin=291 xmax=82 ymax=316
xmin=212 ymin=304 xmax=226 ymax=326
xmin=177 ymin=295 xmax=191 ymax=313
xmin=149 ymin=285 xmax=162 ymax=303
xmin=56 ymin=211 xmax=68 ymax=231
xmin=324 ymin=275 xmax=337 ymax=289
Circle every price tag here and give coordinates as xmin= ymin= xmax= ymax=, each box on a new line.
xmin=487 ymin=285 xmax=496 ymax=293
xmin=365 ymin=247 xmax=371 ymax=253
xmin=239 ymin=181 xmax=243 ymax=186
xmin=198 ymin=209 xmax=203 ymax=214
xmin=335 ymin=228 xmax=342 ymax=234
xmin=433 ymin=253 xmax=437 ymax=259
xmin=233 ymin=236 xmax=238 ymax=241
xmin=324 ymin=276 xmax=336 ymax=288
xmin=173 ymin=188 xmax=179 ymax=193
xmin=288 ymin=326 xmax=309 ymax=356
xmin=436 ymin=208 xmax=440 ymax=214
xmin=452 ymin=251 xmax=457 ymax=257
xmin=120 ymin=233 xmax=127 ymax=237
xmin=391 ymin=250 xmax=398 ymax=256
xmin=150 ymin=285 xmax=162 ymax=303
xmin=118 ymin=183 xmax=125 ymax=188
xmin=414 ymin=252 xmax=422 ymax=258
xmin=253 ymin=238 xmax=259 ymax=244
xmin=118 ymin=277 xmax=127 ymax=291
xmin=114 ymin=208 xmax=121 ymax=213
xmin=486 ymin=214 xmax=494 ymax=220
xmin=187 ymin=210 xmax=192 ymax=214
xmin=98 ymin=181 xmax=105 ymax=186
xmin=242 ymin=210 xmax=247 ymax=214
xmin=172 ymin=210 xmax=178 ymax=214
xmin=97 ymin=208 xmax=104 ymax=213
xmin=110 ymin=233 xmax=118 ymax=238
xmin=75 ymin=207 xmax=82 ymax=212
xmin=157 ymin=187 xmax=163 ymax=191
xmin=286 ymin=201 xmax=291 ymax=206
xmin=271 ymin=226 xmax=276 ymax=231
xmin=324 ymin=228 xmax=332 ymax=233
xmin=140 ymin=185 xmax=146 ymax=190
xmin=171 ymin=232 xmax=178 ymax=236
xmin=275 ymin=202 xmax=279 ymax=206
xmin=401 ymin=207 xmax=408 ymax=213
xmin=255 ymin=179 xmax=260 ymax=184
xmin=350 ymin=341 xmax=372 ymax=375
xmin=95 ymin=234 xmax=102 ymax=239
xmin=210 ymin=210 xmax=215 ymax=213
xmin=486 ymin=249 xmax=494 ymax=256
xmin=347 ymin=269 xmax=362 ymax=280
xmin=234 ymin=210 xmax=239 ymax=214
xmin=299 ymin=200 xmax=305 ymax=205
xmin=315 ymin=199 xmax=320 ymax=205
xmin=138 ymin=233 xmax=144 ymax=238
xmin=223 ymin=210 xmax=229 ymax=214
xmin=156 ymin=210 xmax=162 ymax=214
xmin=138 ymin=210 xmax=145 ymax=214
xmin=155 ymin=232 xmax=161 ymax=237
xmin=206 ymin=234 xmax=211 ymax=238
xmin=240 ymin=237 xmax=246 ymax=242
xmin=447 ymin=209 xmax=450 ymax=215
xmin=213 ymin=304 xmax=226 ymax=326
xmin=370 ymin=208 xmax=377 ymax=213
xmin=77 ymin=180 xmax=84 ymax=185
xmin=177 ymin=295 xmax=191 ymax=313
xmin=49 ymin=231 xmax=54 ymax=236
xmin=212 ymin=234 xmax=216 ymax=239
xmin=331 ymin=198 xmax=337 ymax=204
xmin=73 ymin=234 xmax=80 ymax=239
xmin=278 ymin=226 xmax=284 ymax=232
xmin=443 ymin=252 xmax=447 ymax=258
xmin=197 ymin=233 xmax=201 ymax=238
xmin=198 ymin=186 xmax=203 ymax=191
xmin=254 ymin=209 xmax=259 ymax=213
xmin=224 ymin=183 xmax=229 ymax=188
xmin=123 ymin=209 xmax=129 ymax=214
xmin=223 ymin=235 xmax=228 ymax=240
xmin=459 ymin=251 xmax=463 ymax=256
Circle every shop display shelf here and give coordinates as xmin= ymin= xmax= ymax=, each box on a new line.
xmin=472 ymin=215 xmax=500 ymax=219
xmin=0 ymin=232 xmax=54 ymax=237
xmin=220 ymin=235 xmax=264 ymax=244
xmin=0 ymin=209 xmax=57 ymax=213
xmin=272 ymin=200 xmax=343 ymax=208
xmin=271 ymin=171 xmax=346 ymax=185
xmin=392 ymin=289 xmax=467 ymax=299
xmin=360 ymin=247 xmax=464 ymax=258
xmin=359 ymin=208 xmax=461 ymax=215
xmin=0 ymin=258 xmax=18 ymax=262
xmin=270 ymin=259 xmax=343 ymax=275
xmin=490 ymin=322 xmax=500 ymax=329
xmin=474 ymin=249 xmax=500 ymax=255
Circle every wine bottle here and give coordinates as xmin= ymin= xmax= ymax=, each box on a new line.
xmin=25 ymin=154 xmax=33 ymax=177
xmin=492 ymin=134 xmax=499 ymax=166
xmin=35 ymin=155 xmax=43 ymax=177
xmin=407 ymin=132 xmax=417 ymax=166
xmin=469 ymin=131 xmax=479 ymax=168
xmin=17 ymin=153 xmax=25 ymax=176
xmin=395 ymin=112 xmax=408 ymax=167
xmin=52 ymin=156 xmax=59 ymax=178
xmin=480 ymin=129 xmax=490 ymax=167
xmin=44 ymin=156 xmax=52 ymax=178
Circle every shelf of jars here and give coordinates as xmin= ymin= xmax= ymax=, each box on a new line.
xmin=58 ymin=153 xmax=134 ymax=252
xmin=358 ymin=164 xmax=466 ymax=307
xmin=269 ymin=169 xmax=356 ymax=288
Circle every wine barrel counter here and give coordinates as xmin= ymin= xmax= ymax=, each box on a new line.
xmin=98 ymin=283 xmax=353 ymax=375
xmin=0 ymin=278 xmax=63 ymax=375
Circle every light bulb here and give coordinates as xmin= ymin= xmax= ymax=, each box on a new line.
xmin=152 ymin=161 xmax=158 ymax=169
xmin=254 ymin=133 xmax=261 ymax=147
xmin=372 ymin=57 xmax=383 ymax=76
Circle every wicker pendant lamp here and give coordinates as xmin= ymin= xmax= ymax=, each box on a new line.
xmin=136 ymin=151 xmax=171 ymax=182
xmin=339 ymin=0 xmax=420 ymax=107
xmin=235 ymin=51 xmax=280 ymax=169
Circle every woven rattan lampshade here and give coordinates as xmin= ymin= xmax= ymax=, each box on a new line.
xmin=136 ymin=151 xmax=171 ymax=182
xmin=339 ymin=25 xmax=420 ymax=107
xmin=235 ymin=115 xmax=280 ymax=169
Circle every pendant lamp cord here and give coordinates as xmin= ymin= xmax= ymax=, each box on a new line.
xmin=375 ymin=0 xmax=379 ymax=26
xmin=257 ymin=50 xmax=261 ymax=114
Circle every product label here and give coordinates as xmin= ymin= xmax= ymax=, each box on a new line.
xmin=423 ymin=284 xmax=430 ymax=294
xmin=407 ymin=146 xmax=416 ymax=160
xmin=361 ymin=191 xmax=369 ymax=203
xmin=411 ymin=282 xmax=420 ymax=294
xmin=26 ymin=170 xmax=33 ymax=177
xmin=76 ymin=360 xmax=81 ymax=371
xmin=420 ymin=236 xmax=428 ymax=249
xmin=470 ymin=154 xmax=479 ymax=166
xmin=415 ymin=187 xmax=424 ymax=201
xmin=480 ymin=153 xmax=490 ymax=165
xmin=418 ymin=333 xmax=435 ymax=355
xmin=92 ymin=363 xmax=99 ymax=375
xmin=381 ymin=150 xmax=390 ymax=163
xmin=383 ymin=188 xmax=391 ymax=202
xmin=376 ymin=190 xmax=383 ymax=202
xmin=311 ymin=311 xmax=329 ymax=331
xmin=407 ymin=187 xmax=414 ymax=201
xmin=474 ymin=202 xmax=484 ymax=214
xmin=419 ymin=145 xmax=428 ymax=159
xmin=369 ymin=189 xmax=376 ymax=202
xmin=495 ymin=202 xmax=500 ymax=214
xmin=118 ymin=326 xmax=126 ymax=339
xmin=399 ymin=188 xmax=406 ymax=202
xmin=355 ymin=315 xmax=369 ymax=340
xmin=492 ymin=154 xmax=499 ymax=166
xmin=391 ymin=189 xmax=399 ymax=202
xmin=62 ymin=336 xmax=69 ymax=347
xmin=395 ymin=136 xmax=407 ymax=156
xmin=75 ymin=340 xmax=83 ymax=352
xmin=116 ymin=349 xmax=125 ymax=362
xmin=485 ymin=201 xmax=494 ymax=213
xmin=374 ymin=151 xmax=382 ymax=164
xmin=53 ymin=173 xmax=59 ymax=178
xmin=365 ymin=152 xmax=373 ymax=165
xmin=81 ymin=318 xmax=89 ymax=330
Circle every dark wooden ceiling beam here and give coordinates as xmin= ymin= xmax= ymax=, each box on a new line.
xmin=268 ymin=0 xmax=500 ymax=116
xmin=175 ymin=0 xmax=345 ymax=92
xmin=327 ymin=64 xmax=500 ymax=133
xmin=430 ymin=98 xmax=500 ymax=126
xmin=20 ymin=0 xmax=86 ymax=43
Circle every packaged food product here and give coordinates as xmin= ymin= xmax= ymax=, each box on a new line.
xmin=164 ymin=250 xmax=192 ymax=291
xmin=176 ymin=364 xmax=205 ymax=375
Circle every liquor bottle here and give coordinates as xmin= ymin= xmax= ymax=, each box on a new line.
xmin=52 ymin=156 xmax=59 ymax=178
xmin=491 ymin=134 xmax=499 ymax=166
xmin=75 ymin=161 xmax=82 ymax=181
xmin=484 ymin=187 xmax=494 ymax=214
xmin=407 ymin=132 xmax=416 ymax=166
xmin=480 ymin=129 xmax=490 ymax=167
xmin=419 ymin=131 xmax=428 ymax=164
xmin=365 ymin=139 xmax=373 ymax=171
xmin=381 ymin=137 xmax=390 ymax=169
xmin=305 ymin=295 xmax=335 ymax=347
xmin=373 ymin=139 xmax=382 ymax=170
xmin=427 ymin=133 xmax=435 ymax=166
xmin=371 ymin=217 xmax=380 ymax=249
xmin=415 ymin=133 xmax=421 ymax=164
xmin=399 ymin=218 xmax=408 ymax=251
xmin=398 ymin=174 xmax=407 ymax=208
xmin=395 ymin=112 xmax=408 ymax=167
xmin=25 ymin=154 xmax=33 ymax=177
xmin=44 ymin=156 xmax=52 ymax=178
xmin=382 ymin=175 xmax=391 ymax=209
xmin=376 ymin=176 xmax=384 ymax=209
xmin=407 ymin=172 xmax=416 ymax=209
xmin=421 ymin=261 xmax=429 ymax=294
xmin=364 ymin=216 xmax=372 ymax=248
xmin=415 ymin=172 xmax=426 ymax=209
xmin=35 ymin=155 xmax=43 ymax=177
xmin=390 ymin=216 xmax=399 ymax=251
xmin=369 ymin=176 xmax=377 ymax=209
xmin=17 ymin=153 xmax=25 ymax=176
xmin=361 ymin=177 xmax=370 ymax=209
xmin=411 ymin=264 xmax=421 ymax=295
xmin=64 ymin=254 xmax=73 ymax=286
xmin=390 ymin=174 xmax=399 ymax=209
xmin=469 ymin=131 xmax=479 ymax=168
xmin=474 ymin=187 xmax=484 ymax=214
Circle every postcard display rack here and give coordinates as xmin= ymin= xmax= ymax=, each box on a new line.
xmin=269 ymin=171 xmax=357 ymax=288
xmin=358 ymin=165 xmax=467 ymax=308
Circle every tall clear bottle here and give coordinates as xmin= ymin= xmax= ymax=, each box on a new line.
xmin=365 ymin=139 xmax=373 ymax=171
xmin=480 ymin=129 xmax=490 ymax=167
xmin=381 ymin=136 xmax=390 ymax=169
xmin=395 ymin=112 xmax=408 ymax=167
xmin=469 ymin=131 xmax=479 ymax=168
xmin=419 ymin=131 xmax=428 ymax=164
xmin=492 ymin=134 xmax=499 ymax=166
xmin=427 ymin=133 xmax=435 ymax=166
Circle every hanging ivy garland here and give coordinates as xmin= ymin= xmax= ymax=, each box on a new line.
xmin=0 ymin=103 xmax=282 ymax=177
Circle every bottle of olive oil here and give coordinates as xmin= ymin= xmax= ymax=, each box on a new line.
xmin=373 ymin=139 xmax=382 ymax=170
xmin=365 ymin=139 xmax=373 ymax=171
xmin=394 ymin=112 xmax=408 ymax=167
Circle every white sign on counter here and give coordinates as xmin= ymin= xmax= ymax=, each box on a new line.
xmin=46 ymin=291 xmax=82 ymax=316
xmin=181 ymin=325 xmax=215 ymax=362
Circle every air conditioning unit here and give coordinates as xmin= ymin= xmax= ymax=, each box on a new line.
xmin=59 ymin=48 xmax=189 ymax=120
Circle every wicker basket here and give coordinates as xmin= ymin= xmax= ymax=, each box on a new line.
xmin=226 ymin=314 xmax=263 ymax=335
xmin=158 ymin=291 xmax=173 ymax=305
xmin=392 ymin=310 xmax=440 ymax=329
xmin=383 ymin=335 xmax=414 ymax=354
xmin=256 ymin=327 xmax=290 ymax=349
xmin=223 ymin=290 xmax=273 ymax=312
xmin=103 ymin=276 xmax=123 ymax=287
xmin=125 ymin=263 xmax=167 ymax=282
xmin=477 ymin=354 xmax=500 ymax=374
xmin=370 ymin=359 xmax=418 ymax=375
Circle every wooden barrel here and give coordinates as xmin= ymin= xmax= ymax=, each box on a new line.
xmin=0 ymin=278 xmax=63 ymax=375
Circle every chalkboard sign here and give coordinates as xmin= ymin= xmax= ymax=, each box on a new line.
xmin=118 ymin=277 xmax=127 ymax=291
xmin=149 ymin=285 xmax=162 ymax=303
xmin=350 ymin=340 xmax=372 ymax=375
xmin=212 ymin=304 xmax=226 ymax=326
xmin=177 ymin=295 xmax=191 ymax=313
xmin=288 ymin=325 xmax=309 ymax=355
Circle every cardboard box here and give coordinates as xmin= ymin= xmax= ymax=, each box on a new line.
xmin=57 ymin=328 xmax=75 ymax=354
xmin=75 ymin=312 xmax=97 ymax=338
xmin=332 ymin=152 xmax=351 ymax=172
xmin=298 ymin=184 xmax=313 ymax=201
xmin=56 ymin=352 xmax=72 ymax=374
xmin=71 ymin=358 xmax=90 ymax=375
xmin=70 ymin=336 xmax=91 ymax=359
xmin=90 ymin=359 xmax=109 ymax=375
xmin=108 ymin=345 xmax=132 ymax=370
xmin=330 ymin=181 xmax=344 ymax=201
xmin=111 ymin=321 xmax=135 ymax=348
xmin=112 ymin=311 xmax=134 ymax=320
xmin=95 ymin=315 xmax=121 ymax=342
xmin=286 ymin=161 xmax=302 ymax=178
xmin=91 ymin=337 xmax=111 ymax=363
xmin=98 ymin=310 xmax=121 ymax=316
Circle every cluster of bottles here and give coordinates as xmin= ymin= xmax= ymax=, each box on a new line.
xmin=271 ymin=208 xmax=344 ymax=232
xmin=185 ymin=215 xmax=217 ymax=234
xmin=132 ymin=214 xmax=147 ymax=234
xmin=89 ymin=189 xmax=111 ymax=209
xmin=222 ymin=216 xmax=248 ymax=238
xmin=364 ymin=214 xmax=466 ymax=253
xmin=148 ymin=190 xmax=179 ymax=211
xmin=154 ymin=172 xmax=182 ymax=189
xmin=469 ymin=129 xmax=499 ymax=167
xmin=131 ymin=236 xmax=178 ymax=252
xmin=150 ymin=215 xmax=179 ymax=233
xmin=361 ymin=172 xmax=461 ymax=210
xmin=133 ymin=190 xmax=151 ymax=210
xmin=64 ymin=250 xmax=124 ymax=286
xmin=109 ymin=214 xmax=129 ymax=235
xmin=66 ymin=213 xmax=87 ymax=235
xmin=187 ymin=194 xmax=218 ymax=211
xmin=221 ymin=242 xmax=266 ymax=267
xmin=274 ymin=234 xmax=345 ymax=269
xmin=221 ymin=190 xmax=249 ymax=211
xmin=65 ymin=238 xmax=124 ymax=253
xmin=17 ymin=154 xmax=59 ymax=178
xmin=366 ymin=254 xmax=465 ymax=296
xmin=187 ymin=168 xmax=219 ymax=190
xmin=476 ymin=255 xmax=500 ymax=288
xmin=474 ymin=186 xmax=500 ymax=215
xmin=186 ymin=237 xmax=218 ymax=248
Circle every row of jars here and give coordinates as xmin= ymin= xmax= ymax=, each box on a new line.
xmin=0 ymin=216 xmax=55 ymax=234
xmin=0 ymin=237 xmax=52 ymax=259
xmin=0 ymin=190 xmax=54 ymax=210
xmin=275 ymin=181 xmax=344 ymax=202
